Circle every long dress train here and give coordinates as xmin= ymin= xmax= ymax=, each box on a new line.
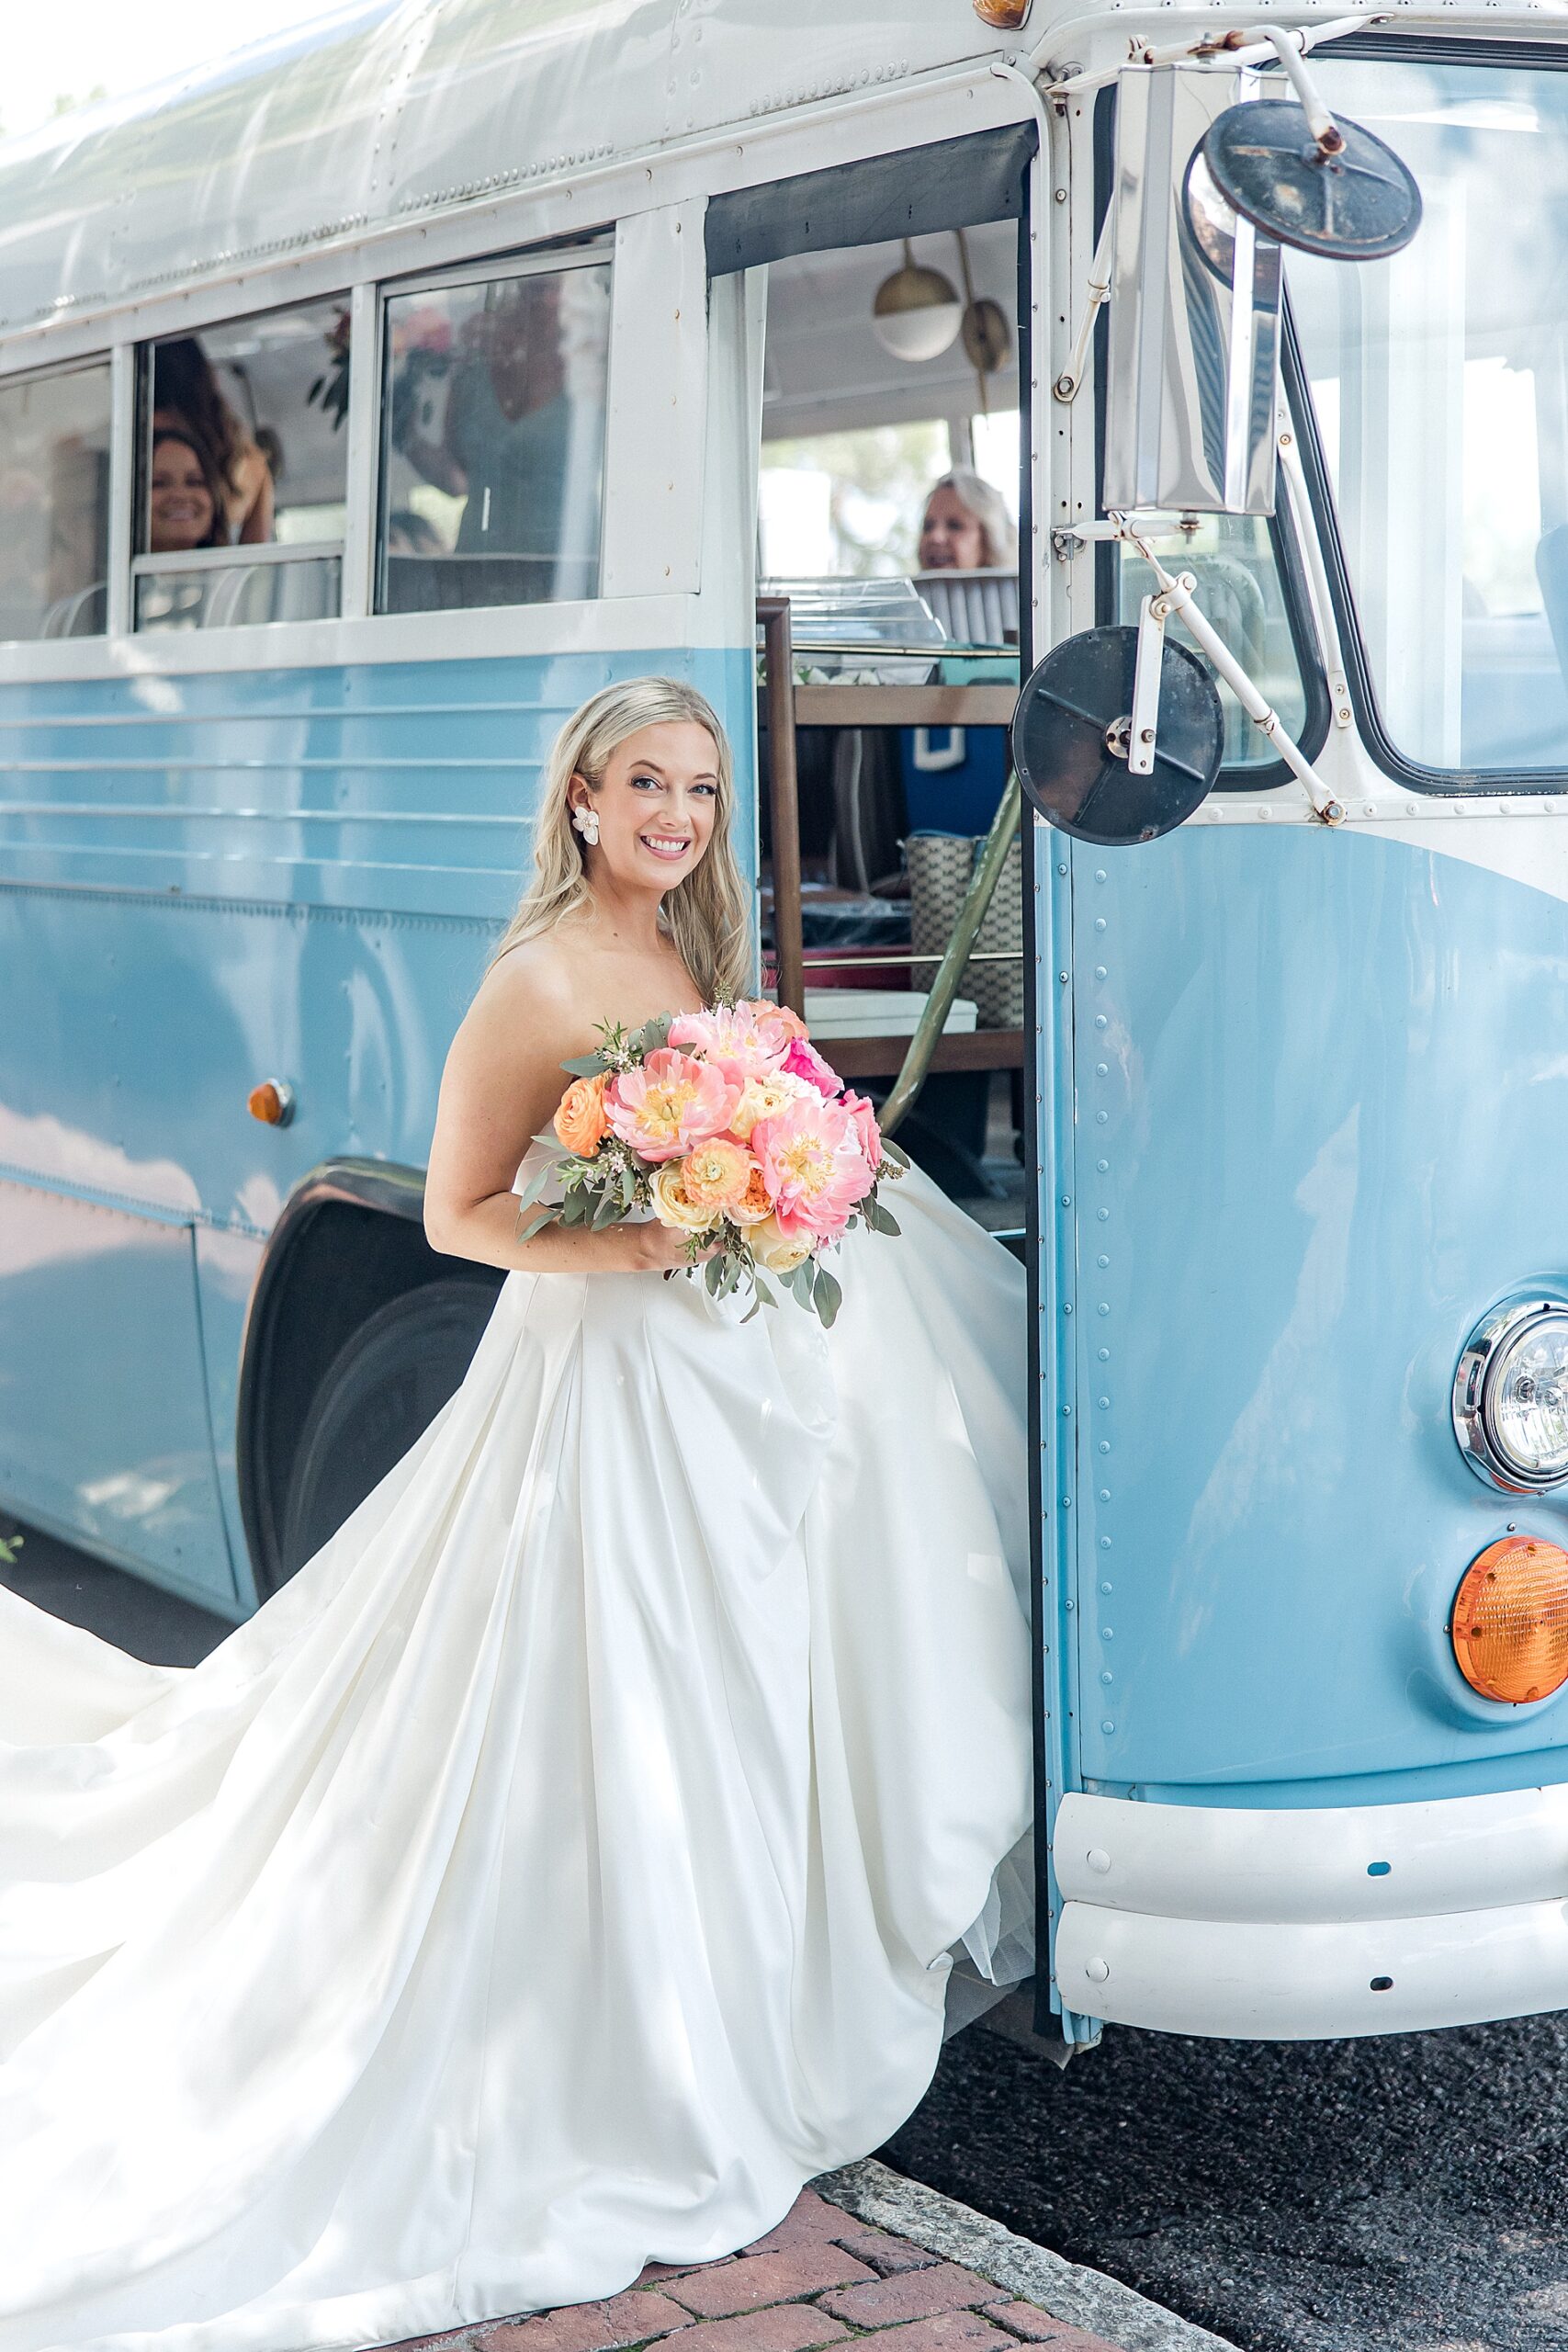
xmin=0 ymin=1150 xmax=1033 ymax=2352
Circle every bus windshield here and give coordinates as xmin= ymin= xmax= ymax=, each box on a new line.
xmin=1289 ymin=56 xmax=1568 ymax=776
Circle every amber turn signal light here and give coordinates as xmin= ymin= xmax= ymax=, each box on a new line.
xmin=974 ymin=0 xmax=1032 ymax=26
xmin=247 ymin=1080 xmax=296 ymax=1127
xmin=1451 ymin=1535 xmax=1568 ymax=1705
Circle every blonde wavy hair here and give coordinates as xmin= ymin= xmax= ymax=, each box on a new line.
xmin=487 ymin=676 xmax=754 ymax=1003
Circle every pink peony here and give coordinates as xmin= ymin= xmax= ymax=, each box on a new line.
xmin=605 ymin=1048 xmax=742 ymax=1162
xmin=745 ymin=998 xmax=810 ymax=1055
xmin=839 ymin=1089 xmax=884 ymax=1174
xmin=750 ymin=1094 xmax=873 ymax=1239
xmin=669 ymin=1002 xmax=790 ymax=1088
xmin=781 ymin=1033 xmax=842 ymax=1099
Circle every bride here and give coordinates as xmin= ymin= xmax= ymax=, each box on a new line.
xmin=0 ymin=677 xmax=1032 ymax=2352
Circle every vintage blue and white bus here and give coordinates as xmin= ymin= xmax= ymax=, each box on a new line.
xmin=3 ymin=0 xmax=1568 ymax=2053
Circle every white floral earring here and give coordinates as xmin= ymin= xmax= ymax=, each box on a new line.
xmin=571 ymin=802 xmax=600 ymax=848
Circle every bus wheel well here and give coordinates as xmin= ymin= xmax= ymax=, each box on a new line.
xmin=236 ymin=1159 xmax=502 ymax=1600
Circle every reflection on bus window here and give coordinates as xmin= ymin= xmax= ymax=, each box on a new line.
xmin=1114 ymin=515 xmax=1309 ymax=774
xmin=378 ymin=260 xmax=611 ymax=614
xmin=1290 ymin=60 xmax=1568 ymax=775
xmin=137 ymin=299 xmax=351 ymax=634
xmin=0 ymin=361 xmax=111 ymax=642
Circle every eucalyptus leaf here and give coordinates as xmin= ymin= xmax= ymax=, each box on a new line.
xmin=812 ymin=1265 xmax=842 ymax=1329
xmin=880 ymin=1138 xmax=911 ymax=1172
xmin=560 ymin=1051 xmax=610 ymax=1080
xmin=514 ymin=1159 xmax=559 ymax=1212
xmin=705 ymin=1255 xmax=725 ymax=1295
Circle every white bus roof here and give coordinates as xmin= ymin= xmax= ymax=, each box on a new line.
xmin=0 ymin=0 xmax=1041 ymax=342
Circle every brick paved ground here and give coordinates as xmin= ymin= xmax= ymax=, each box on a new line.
xmin=386 ymin=2188 xmax=1129 ymax=2352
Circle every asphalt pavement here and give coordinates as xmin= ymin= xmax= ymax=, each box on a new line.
xmin=886 ymin=2000 xmax=1568 ymax=2352
xmin=8 ymin=1514 xmax=1568 ymax=2352
xmin=0 ymin=1516 xmax=234 ymax=1663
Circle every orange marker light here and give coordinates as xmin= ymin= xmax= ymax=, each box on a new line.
xmin=1451 ymin=1536 xmax=1568 ymax=1705
xmin=974 ymin=0 xmax=1032 ymax=26
xmin=247 ymin=1080 xmax=295 ymax=1127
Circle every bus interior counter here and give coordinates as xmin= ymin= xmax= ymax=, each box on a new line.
xmin=753 ymin=221 xmax=1024 ymax=1211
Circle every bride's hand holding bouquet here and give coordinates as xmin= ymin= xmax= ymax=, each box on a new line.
xmin=520 ymin=997 xmax=907 ymax=1325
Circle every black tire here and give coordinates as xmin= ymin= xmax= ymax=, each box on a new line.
xmin=277 ymin=1277 xmax=500 ymax=1583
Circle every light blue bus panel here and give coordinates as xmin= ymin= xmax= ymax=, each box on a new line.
xmin=0 ymin=648 xmax=751 ymax=1613
xmin=0 ymin=1187 xmax=231 ymax=1602
xmin=1037 ymin=815 xmax=1568 ymax=2041
xmin=1066 ymin=820 xmax=1568 ymax=1805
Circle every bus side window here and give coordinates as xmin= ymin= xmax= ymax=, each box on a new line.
xmin=377 ymin=257 xmax=611 ymax=614
xmin=0 ymin=359 xmax=111 ymax=642
xmin=136 ymin=299 xmax=353 ymax=634
xmin=1113 ymin=515 xmax=1312 ymax=780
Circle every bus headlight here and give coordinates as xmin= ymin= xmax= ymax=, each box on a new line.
xmin=1453 ymin=1296 xmax=1568 ymax=1493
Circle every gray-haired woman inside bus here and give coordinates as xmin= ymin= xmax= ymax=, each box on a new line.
xmin=917 ymin=467 xmax=1019 ymax=573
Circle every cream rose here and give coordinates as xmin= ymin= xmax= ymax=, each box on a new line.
xmin=650 ymin=1160 xmax=720 ymax=1233
xmin=749 ymin=1215 xmax=815 ymax=1274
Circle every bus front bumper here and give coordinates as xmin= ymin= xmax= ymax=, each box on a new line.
xmin=1053 ymin=1785 xmax=1568 ymax=2039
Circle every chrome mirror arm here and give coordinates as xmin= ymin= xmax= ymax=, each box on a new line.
xmin=1148 ymin=567 xmax=1343 ymax=823
xmin=1255 ymin=27 xmax=1346 ymax=158
xmin=1042 ymin=15 xmax=1375 ymax=101
xmin=1104 ymin=515 xmax=1345 ymax=824
xmin=1053 ymin=208 xmax=1115 ymax=404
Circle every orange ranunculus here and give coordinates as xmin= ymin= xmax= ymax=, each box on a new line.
xmin=728 ymin=1160 xmax=775 ymax=1226
xmin=679 ymin=1137 xmax=755 ymax=1216
xmin=554 ymin=1070 xmax=611 ymax=1156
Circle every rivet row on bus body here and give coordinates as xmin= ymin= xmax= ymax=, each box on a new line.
xmin=1090 ymin=907 xmax=1116 ymax=1748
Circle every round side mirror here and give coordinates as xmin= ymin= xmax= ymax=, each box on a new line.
xmin=1196 ymin=100 xmax=1422 ymax=263
xmin=1010 ymin=625 xmax=1224 ymax=847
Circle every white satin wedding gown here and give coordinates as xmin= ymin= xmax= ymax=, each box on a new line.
xmin=0 ymin=1148 xmax=1032 ymax=2352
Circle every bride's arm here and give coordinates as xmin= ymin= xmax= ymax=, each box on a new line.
xmin=422 ymin=948 xmax=700 ymax=1274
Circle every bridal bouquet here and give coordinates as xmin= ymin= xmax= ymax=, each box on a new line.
xmin=518 ymin=1000 xmax=907 ymax=1325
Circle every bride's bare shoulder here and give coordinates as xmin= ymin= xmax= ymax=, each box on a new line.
xmin=480 ymin=933 xmax=581 ymax=1010
xmin=459 ymin=934 xmax=584 ymax=1065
